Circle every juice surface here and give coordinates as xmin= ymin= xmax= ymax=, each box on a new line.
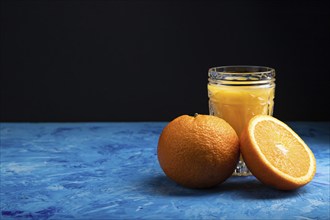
xmin=208 ymin=84 xmax=275 ymax=136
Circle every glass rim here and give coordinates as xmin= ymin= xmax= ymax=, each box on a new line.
xmin=208 ymin=65 xmax=275 ymax=81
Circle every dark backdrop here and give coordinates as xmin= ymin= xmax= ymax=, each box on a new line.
xmin=1 ymin=0 xmax=330 ymax=122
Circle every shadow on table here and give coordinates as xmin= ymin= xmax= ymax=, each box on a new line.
xmin=143 ymin=174 xmax=306 ymax=200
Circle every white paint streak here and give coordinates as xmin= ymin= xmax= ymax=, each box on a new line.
xmin=5 ymin=162 xmax=42 ymax=173
xmin=47 ymin=185 xmax=64 ymax=191
xmin=83 ymin=204 xmax=119 ymax=214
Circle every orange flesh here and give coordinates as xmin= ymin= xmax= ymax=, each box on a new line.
xmin=254 ymin=120 xmax=310 ymax=178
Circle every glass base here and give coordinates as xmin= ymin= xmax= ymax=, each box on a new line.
xmin=232 ymin=160 xmax=252 ymax=176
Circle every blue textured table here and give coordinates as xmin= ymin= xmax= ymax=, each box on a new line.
xmin=0 ymin=122 xmax=329 ymax=219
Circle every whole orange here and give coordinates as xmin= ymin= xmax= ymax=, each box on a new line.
xmin=157 ymin=114 xmax=240 ymax=188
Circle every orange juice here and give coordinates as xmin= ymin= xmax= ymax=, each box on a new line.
xmin=208 ymin=66 xmax=276 ymax=176
xmin=208 ymin=84 xmax=275 ymax=136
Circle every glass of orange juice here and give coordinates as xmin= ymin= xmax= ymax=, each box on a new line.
xmin=208 ymin=66 xmax=275 ymax=176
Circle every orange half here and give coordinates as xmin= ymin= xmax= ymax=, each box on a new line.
xmin=240 ymin=115 xmax=316 ymax=190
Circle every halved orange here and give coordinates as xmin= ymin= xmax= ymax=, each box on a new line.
xmin=240 ymin=115 xmax=316 ymax=190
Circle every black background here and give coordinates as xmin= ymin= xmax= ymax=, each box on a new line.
xmin=1 ymin=0 xmax=330 ymax=122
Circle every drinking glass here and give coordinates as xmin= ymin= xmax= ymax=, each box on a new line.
xmin=208 ymin=66 xmax=275 ymax=176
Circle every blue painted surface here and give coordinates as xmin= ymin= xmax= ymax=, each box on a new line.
xmin=0 ymin=122 xmax=329 ymax=219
